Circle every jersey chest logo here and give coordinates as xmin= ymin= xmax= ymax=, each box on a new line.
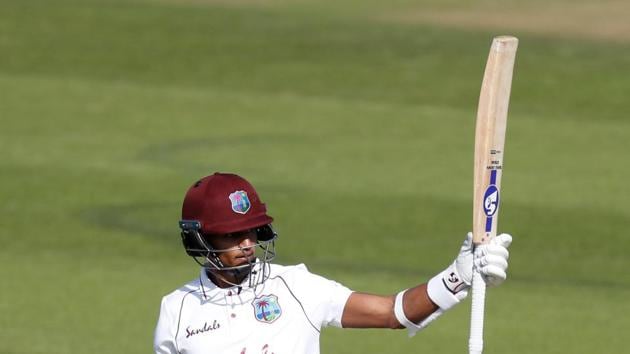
xmin=252 ymin=294 xmax=282 ymax=324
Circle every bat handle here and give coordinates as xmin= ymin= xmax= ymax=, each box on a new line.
xmin=469 ymin=247 xmax=487 ymax=354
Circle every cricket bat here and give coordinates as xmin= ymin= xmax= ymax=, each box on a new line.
xmin=469 ymin=36 xmax=518 ymax=354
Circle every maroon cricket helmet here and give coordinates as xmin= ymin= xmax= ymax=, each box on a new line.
xmin=181 ymin=172 xmax=274 ymax=235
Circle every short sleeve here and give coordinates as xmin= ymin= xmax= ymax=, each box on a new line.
xmin=285 ymin=264 xmax=353 ymax=329
xmin=154 ymin=297 xmax=178 ymax=354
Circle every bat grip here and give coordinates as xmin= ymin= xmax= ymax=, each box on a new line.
xmin=469 ymin=247 xmax=487 ymax=354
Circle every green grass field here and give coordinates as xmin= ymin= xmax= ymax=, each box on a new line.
xmin=1 ymin=0 xmax=629 ymax=353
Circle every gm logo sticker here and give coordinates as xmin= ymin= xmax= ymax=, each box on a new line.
xmin=483 ymin=185 xmax=500 ymax=217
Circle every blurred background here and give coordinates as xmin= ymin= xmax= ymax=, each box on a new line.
xmin=1 ymin=0 xmax=629 ymax=353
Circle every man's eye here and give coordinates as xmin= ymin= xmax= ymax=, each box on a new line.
xmin=229 ymin=229 xmax=254 ymax=238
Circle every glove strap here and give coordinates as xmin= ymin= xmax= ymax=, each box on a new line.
xmin=427 ymin=263 xmax=467 ymax=310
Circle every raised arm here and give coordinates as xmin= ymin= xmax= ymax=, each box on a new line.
xmin=341 ymin=284 xmax=437 ymax=329
xmin=340 ymin=233 xmax=512 ymax=335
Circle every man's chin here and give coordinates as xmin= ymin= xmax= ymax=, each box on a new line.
xmin=235 ymin=255 xmax=256 ymax=265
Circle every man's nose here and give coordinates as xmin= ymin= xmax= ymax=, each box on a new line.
xmin=239 ymin=235 xmax=256 ymax=249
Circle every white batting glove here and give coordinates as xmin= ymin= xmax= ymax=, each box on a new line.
xmin=475 ymin=233 xmax=512 ymax=286
xmin=427 ymin=232 xmax=512 ymax=310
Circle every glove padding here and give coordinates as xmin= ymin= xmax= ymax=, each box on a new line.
xmin=456 ymin=232 xmax=512 ymax=287
xmin=474 ymin=232 xmax=512 ymax=286
xmin=427 ymin=232 xmax=512 ymax=310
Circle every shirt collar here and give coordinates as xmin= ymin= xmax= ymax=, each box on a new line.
xmin=198 ymin=267 xmax=257 ymax=301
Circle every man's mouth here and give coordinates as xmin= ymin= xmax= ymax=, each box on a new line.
xmin=236 ymin=254 xmax=255 ymax=262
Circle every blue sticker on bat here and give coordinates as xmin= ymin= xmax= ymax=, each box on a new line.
xmin=483 ymin=185 xmax=499 ymax=233
xmin=483 ymin=171 xmax=500 ymax=233
xmin=490 ymin=169 xmax=497 ymax=185
xmin=485 ymin=215 xmax=493 ymax=233
xmin=483 ymin=185 xmax=500 ymax=217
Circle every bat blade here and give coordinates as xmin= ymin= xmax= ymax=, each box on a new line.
xmin=472 ymin=36 xmax=518 ymax=246
xmin=469 ymin=35 xmax=518 ymax=354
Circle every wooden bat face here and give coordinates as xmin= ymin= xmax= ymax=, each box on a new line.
xmin=472 ymin=36 xmax=518 ymax=246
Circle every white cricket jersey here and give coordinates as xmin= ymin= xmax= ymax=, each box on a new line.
xmin=154 ymin=263 xmax=353 ymax=354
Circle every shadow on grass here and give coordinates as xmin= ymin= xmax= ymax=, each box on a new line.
xmin=78 ymin=190 xmax=630 ymax=290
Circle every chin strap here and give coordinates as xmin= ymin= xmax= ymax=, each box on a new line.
xmin=206 ymin=262 xmax=252 ymax=287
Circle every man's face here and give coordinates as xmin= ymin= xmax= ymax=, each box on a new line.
xmin=208 ymin=229 xmax=258 ymax=268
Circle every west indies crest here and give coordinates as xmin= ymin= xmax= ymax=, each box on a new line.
xmin=252 ymin=294 xmax=282 ymax=324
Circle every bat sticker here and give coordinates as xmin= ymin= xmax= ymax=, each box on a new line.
xmin=483 ymin=170 xmax=500 ymax=232
xmin=483 ymin=186 xmax=499 ymax=217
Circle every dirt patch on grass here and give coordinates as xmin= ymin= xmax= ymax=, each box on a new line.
xmin=147 ymin=0 xmax=630 ymax=43
xmin=383 ymin=0 xmax=630 ymax=43
xmin=150 ymin=0 xmax=300 ymax=7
